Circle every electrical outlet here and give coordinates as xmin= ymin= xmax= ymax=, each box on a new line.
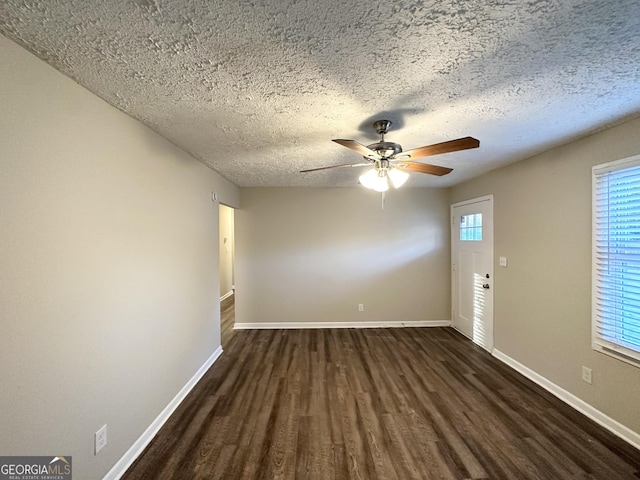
xmin=581 ymin=366 xmax=593 ymax=385
xmin=95 ymin=425 xmax=107 ymax=455
xmin=358 ymin=304 xmax=364 ymax=312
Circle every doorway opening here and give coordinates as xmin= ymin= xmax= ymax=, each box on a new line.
xmin=219 ymin=203 xmax=235 ymax=346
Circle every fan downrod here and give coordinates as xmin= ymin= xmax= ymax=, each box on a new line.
xmin=368 ymin=119 xmax=401 ymax=157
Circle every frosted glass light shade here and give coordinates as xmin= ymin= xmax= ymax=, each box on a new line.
xmin=388 ymin=168 xmax=409 ymax=188
xmin=358 ymin=168 xmax=377 ymax=189
xmin=359 ymin=169 xmax=389 ymax=192
xmin=371 ymin=175 xmax=389 ymax=192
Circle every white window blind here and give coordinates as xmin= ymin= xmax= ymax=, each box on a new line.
xmin=593 ymin=155 xmax=640 ymax=366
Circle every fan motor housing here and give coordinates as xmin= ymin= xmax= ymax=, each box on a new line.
xmin=366 ymin=141 xmax=402 ymax=158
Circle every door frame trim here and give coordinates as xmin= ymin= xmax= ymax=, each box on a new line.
xmin=451 ymin=194 xmax=494 ymax=209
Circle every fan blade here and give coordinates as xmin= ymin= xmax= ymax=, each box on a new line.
xmin=395 ymin=161 xmax=453 ymax=176
xmin=332 ymin=139 xmax=378 ymax=158
xmin=400 ymin=137 xmax=479 ymax=160
xmin=300 ymin=162 xmax=370 ymax=173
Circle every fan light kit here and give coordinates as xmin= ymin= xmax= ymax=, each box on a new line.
xmin=358 ymin=161 xmax=409 ymax=192
xmin=301 ymin=120 xmax=480 ymax=192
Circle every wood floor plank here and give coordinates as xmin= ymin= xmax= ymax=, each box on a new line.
xmin=381 ymin=413 xmax=427 ymax=480
xmin=122 ymin=299 xmax=640 ymax=479
xmin=338 ymin=389 xmax=376 ymax=479
xmin=355 ymin=392 xmax=400 ymax=480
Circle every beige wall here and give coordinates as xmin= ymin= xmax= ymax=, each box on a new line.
xmin=235 ymin=187 xmax=451 ymax=325
xmin=451 ymin=116 xmax=640 ymax=434
xmin=219 ymin=204 xmax=235 ymax=297
xmin=0 ymin=36 xmax=239 ymax=479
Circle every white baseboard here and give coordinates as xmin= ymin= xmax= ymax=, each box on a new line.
xmin=234 ymin=320 xmax=451 ymax=330
xmin=220 ymin=290 xmax=234 ymax=301
xmin=492 ymin=349 xmax=640 ymax=451
xmin=102 ymin=346 xmax=224 ymax=480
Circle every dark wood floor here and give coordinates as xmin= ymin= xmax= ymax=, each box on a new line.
xmin=220 ymin=294 xmax=235 ymax=345
xmin=123 ymin=297 xmax=640 ymax=479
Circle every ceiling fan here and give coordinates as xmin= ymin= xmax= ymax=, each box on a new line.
xmin=301 ymin=120 xmax=480 ymax=192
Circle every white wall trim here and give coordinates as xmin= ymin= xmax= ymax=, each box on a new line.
xmin=493 ymin=349 xmax=640 ymax=451
xmin=102 ymin=346 xmax=224 ymax=480
xmin=234 ymin=320 xmax=451 ymax=330
xmin=220 ymin=290 xmax=234 ymax=302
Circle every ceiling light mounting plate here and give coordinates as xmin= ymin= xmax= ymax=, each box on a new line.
xmin=373 ymin=119 xmax=392 ymax=135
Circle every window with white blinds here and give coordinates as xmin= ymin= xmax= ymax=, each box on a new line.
xmin=592 ymin=155 xmax=640 ymax=366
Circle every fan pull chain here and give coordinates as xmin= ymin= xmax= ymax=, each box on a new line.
xmin=381 ymin=191 xmax=386 ymax=210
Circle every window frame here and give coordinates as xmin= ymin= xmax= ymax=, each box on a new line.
xmin=592 ymin=154 xmax=640 ymax=368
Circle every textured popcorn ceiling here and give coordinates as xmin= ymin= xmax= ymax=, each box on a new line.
xmin=1 ymin=0 xmax=640 ymax=187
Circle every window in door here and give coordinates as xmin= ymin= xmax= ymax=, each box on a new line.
xmin=460 ymin=213 xmax=483 ymax=241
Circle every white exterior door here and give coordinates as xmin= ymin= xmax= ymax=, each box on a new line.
xmin=451 ymin=196 xmax=494 ymax=351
